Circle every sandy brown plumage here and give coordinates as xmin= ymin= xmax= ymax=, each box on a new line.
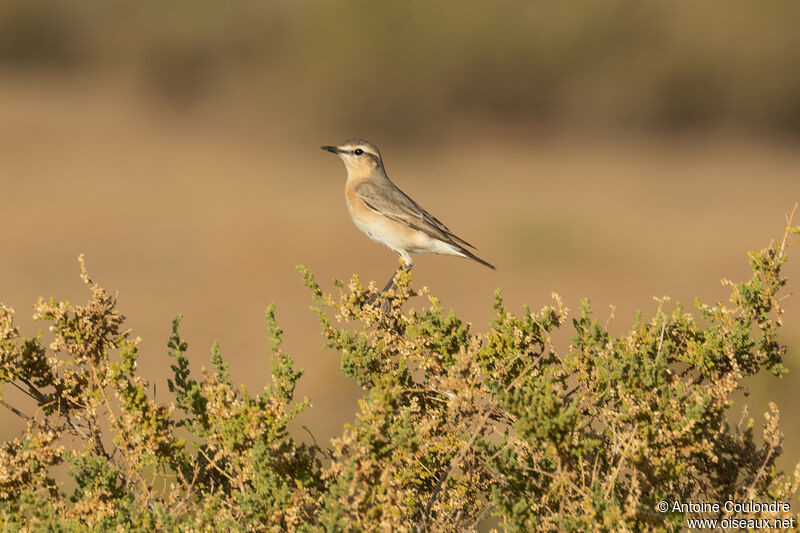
xmin=322 ymin=139 xmax=495 ymax=271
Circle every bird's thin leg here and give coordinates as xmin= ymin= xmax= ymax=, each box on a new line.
xmin=380 ymin=261 xmax=412 ymax=293
xmin=376 ymin=262 xmax=411 ymax=315
xmin=362 ymin=260 xmax=413 ymax=311
xmin=380 ymin=273 xmax=397 ymax=294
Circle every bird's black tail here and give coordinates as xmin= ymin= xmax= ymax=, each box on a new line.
xmin=458 ymin=247 xmax=496 ymax=270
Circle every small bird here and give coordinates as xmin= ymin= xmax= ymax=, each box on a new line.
xmin=321 ymin=139 xmax=495 ymax=290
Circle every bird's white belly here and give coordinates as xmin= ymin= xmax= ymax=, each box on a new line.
xmin=351 ymin=212 xmax=403 ymax=250
xmin=349 ymin=208 xmax=461 ymax=257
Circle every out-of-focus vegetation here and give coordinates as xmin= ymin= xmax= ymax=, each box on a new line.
xmin=2 ymin=0 xmax=800 ymax=137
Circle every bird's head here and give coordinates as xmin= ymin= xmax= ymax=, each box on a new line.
xmin=321 ymin=139 xmax=384 ymax=177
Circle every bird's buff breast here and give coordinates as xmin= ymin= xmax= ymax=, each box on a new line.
xmin=346 ymin=193 xmax=430 ymax=253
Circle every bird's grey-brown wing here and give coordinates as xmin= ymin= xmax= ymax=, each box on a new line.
xmin=354 ymin=180 xmax=477 ymax=249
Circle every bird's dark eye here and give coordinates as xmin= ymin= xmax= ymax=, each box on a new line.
xmin=354 ymin=148 xmax=364 ymax=155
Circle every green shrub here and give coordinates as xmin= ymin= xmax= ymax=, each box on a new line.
xmin=1 ymin=214 xmax=798 ymax=531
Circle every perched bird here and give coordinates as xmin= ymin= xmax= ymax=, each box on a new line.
xmin=321 ymin=139 xmax=494 ymax=291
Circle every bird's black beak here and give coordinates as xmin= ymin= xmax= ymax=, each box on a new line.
xmin=321 ymin=145 xmax=341 ymax=154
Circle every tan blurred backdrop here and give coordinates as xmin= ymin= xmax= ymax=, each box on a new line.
xmin=1 ymin=0 xmax=800 ymax=492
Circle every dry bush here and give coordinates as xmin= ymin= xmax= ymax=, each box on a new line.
xmin=1 ymin=213 xmax=799 ymax=531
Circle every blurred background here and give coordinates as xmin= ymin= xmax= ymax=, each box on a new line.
xmin=1 ymin=0 xmax=799 ymax=496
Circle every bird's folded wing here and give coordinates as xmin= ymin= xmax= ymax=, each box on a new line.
xmin=354 ymin=180 xmax=476 ymax=249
